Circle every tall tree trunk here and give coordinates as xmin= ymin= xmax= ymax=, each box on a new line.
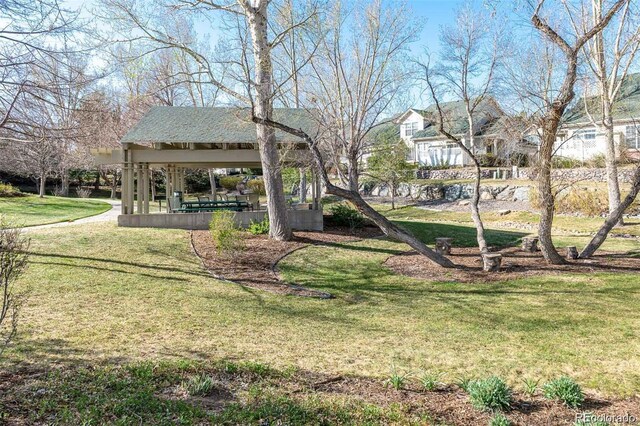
xmin=391 ymin=186 xmax=396 ymax=210
xmin=580 ymin=165 xmax=640 ymax=258
xmin=94 ymin=168 xmax=101 ymax=191
xmin=603 ymin=102 xmax=623 ymax=226
xmin=538 ymin=124 xmax=565 ymax=264
xmin=247 ymin=1 xmax=292 ymax=241
xmin=61 ymin=170 xmax=69 ymax=196
xmin=110 ymin=170 xmax=118 ymax=200
xmin=299 ymin=169 xmax=307 ymax=202
xmin=39 ymin=174 xmax=46 ymax=198
xmin=467 ymin=115 xmax=488 ymax=253
xmin=592 ymin=0 xmax=623 ymax=226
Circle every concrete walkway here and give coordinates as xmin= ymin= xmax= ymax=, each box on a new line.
xmin=23 ymin=199 xmax=121 ymax=231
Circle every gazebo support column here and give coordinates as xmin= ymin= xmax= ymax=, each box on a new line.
xmin=142 ymin=163 xmax=150 ymax=214
xmin=121 ymin=148 xmax=134 ymax=215
xmin=165 ymin=165 xmax=173 ymax=212
xmin=121 ymin=163 xmax=128 ymax=214
xmin=136 ymin=163 xmax=143 ymax=214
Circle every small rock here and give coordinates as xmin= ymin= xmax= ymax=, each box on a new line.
xmin=497 ymin=209 xmax=511 ymax=216
xmin=458 ymin=200 xmax=470 ymax=206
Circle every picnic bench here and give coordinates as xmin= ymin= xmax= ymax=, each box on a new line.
xmin=174 ymin=200 xmax=249 ymax=213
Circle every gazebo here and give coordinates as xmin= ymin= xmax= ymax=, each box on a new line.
xmin=92 ymin=106 xmax=323 ymax=231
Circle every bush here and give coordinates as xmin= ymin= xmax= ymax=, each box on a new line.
xmin=419 ymin=371 xmax=444 ymax=391
xmin=467 ymin=377 xmax=512 ymax=412
xmin=479 ymin=153 xmax=498 ymax=167
xmin=552 ymin=156 xmax=583 ymax=169
xmin=489 ymin=413 xmax=511 ymax=426
xmin=76 ymin=187 xmax=92 ymax=198
xmin=557 ymin=189 xmax=607 ymax=217
xmin=182 ymin=373 xmax=214 ymax=396
xmin=219 ymin=176 xmax=244 ymax=191
xmin=248 ymin=216 xmax=269 ymax=235
xmin=542 ymin=376 xmax=584 ymax=408
xmin=329 ymin=203 xmax=365 ymax=230
xmin=529 ymin=187 xmax=608 ymax=217
xmin=385 ymin=367 xmax=409 ymax=390
xmin=209 ymin=210 xmax=244 ymax=256
xmin=586 ymin=154 xmax=607 ymax=168
xmin=247 ymin=179 xmax=266 ymax=195
xmin=0 ymin=182 xmax=23 ymax=198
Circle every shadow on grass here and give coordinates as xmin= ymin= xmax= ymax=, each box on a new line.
xmin=393 ymin=220 xmax=528 ymax=248
xmin=25 ymin=251 xmax=212 ymax=279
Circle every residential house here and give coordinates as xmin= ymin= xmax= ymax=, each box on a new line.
xmin=555 ymin=73 xmax=640 ymax=161
xmin=393 ymin=98 xmax=504 ymax=167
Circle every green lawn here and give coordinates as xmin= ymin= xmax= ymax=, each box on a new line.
xmin=6 ymin=221 xmax=640 ymax=400
xmin=0 ymin=195 xmax=111 ymax=227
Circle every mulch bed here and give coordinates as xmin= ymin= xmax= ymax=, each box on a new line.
xmin=385 ymin=246 xmax=640 ymax=283
xmin=190 ymin=225 xmax=382 ymax=298
xmin=301 ymin=373 xmax=640 ymax=426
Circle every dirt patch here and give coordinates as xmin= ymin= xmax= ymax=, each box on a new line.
xmin=385 ymin=246 xmax=640 ymax=283
xmin=190 ymin=225 xmax=382 ymax=298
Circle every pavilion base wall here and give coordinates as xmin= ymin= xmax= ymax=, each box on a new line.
xmin=117 ymin=209 xmax=323 ymax=231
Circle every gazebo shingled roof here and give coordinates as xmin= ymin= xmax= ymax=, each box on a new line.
xmin=121 ymin=106 xmax=318 ymax=145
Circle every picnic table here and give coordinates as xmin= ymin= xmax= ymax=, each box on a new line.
xmin=175 ymin=200 xmax=249 ymax=213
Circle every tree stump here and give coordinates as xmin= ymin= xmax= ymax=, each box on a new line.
xmin=482 ymin=254 xmax=502 ymax=272
xmin=435 ymin=238 xmax=453 ymax=255
xmin=566 ymin=246 xmax=578 ymax=260
xmin=521 ymin=237 xmax=539 ymax=252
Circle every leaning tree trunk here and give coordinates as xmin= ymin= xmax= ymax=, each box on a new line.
xmin=580 ymin=164 xmax=640 ymax=258
xmin=326 ymin=182 xmax=455 ymax=267
xmin=252 ymin=118 xmax=455 ymax=268
xmin=537 ymin=122 xmax=565 ymax=264
xmin=247 ymin=1 xmax=292 ymax=241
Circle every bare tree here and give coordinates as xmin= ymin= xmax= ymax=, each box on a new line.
xmin=580 ymin=0 xmax=640 ymax=226
xmin=418 ymin=1 xmax=501 ymax=254
xmin=1 ymin=0 xmax=79 ymax=132
xmin=254 ymin=0 xmax=454 ymax=267
xmin=0 ymin=218 xmax=29 ymax=356
xmin=527 ymin=0 xmax=626 ymax=264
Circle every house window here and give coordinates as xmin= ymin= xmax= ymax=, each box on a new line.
xmin=403 ymin=122 xmax=417 ymax=137
xmin=574 ymin=129 xmax=596 ymax=141
xmin=625 ymin=125 xmax=640 ymax=149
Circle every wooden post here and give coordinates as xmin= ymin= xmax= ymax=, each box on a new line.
xmin=127 ymin=160 xmax=135 ymax=214
xmin=136 ymin=163 xmax=143 ymax=214
xmin=435 ymin=237 xmax=453 ymax=255
xmin=522 ymin=236 xmax=539 ymax=252
xmin=142 ymin=163 xmax=150 ymax=214
xmin=566 ymin=246 xmax=578 ymax=260
xmin=482 ymin=253 xmax=502 ymax=272
xmin=311 ymin=172 xmax=317 ymax=210
xmin=166 ymin=165 xmax=172 ymax=213
xmin=121 ymin=161 xmax=128 ymax=214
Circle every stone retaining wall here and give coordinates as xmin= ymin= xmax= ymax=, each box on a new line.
xmin=366 ymin=182 xmax=531 ymax=202
xmin=415 ymin=166 xmax=637 ymax=183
